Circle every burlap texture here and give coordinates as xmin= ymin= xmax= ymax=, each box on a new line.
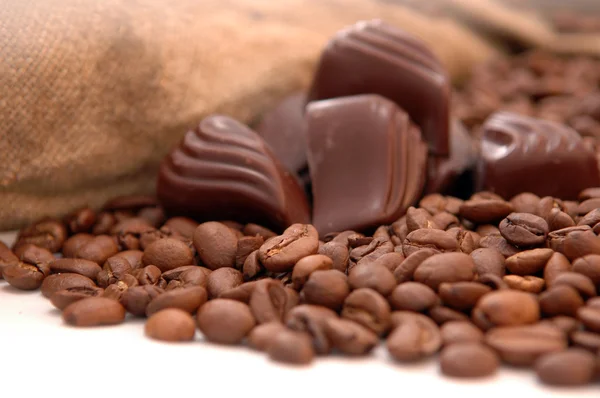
xmin=0 ymin=0 xmax=500 ymax=230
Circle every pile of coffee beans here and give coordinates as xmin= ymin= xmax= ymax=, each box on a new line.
xmin=1 ymin=191 xmax=600 ymax=386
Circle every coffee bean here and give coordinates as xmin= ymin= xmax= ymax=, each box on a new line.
xmin=505 ymin=248 xmax=554 ymax=276
xmin=285 ymin=305 xmax=337 ymax=355
xmin=348 ymin=264 xmax=396 ymax=296
xmin=347 ymin=234 xmax=373 ymax=248
xmin=0 ymin=241 xmax=18 ymax=277
xmin=267 ymin=329 xmax=314 ymax=365
xmin=197 ymin=299 xmax=256 ymax=344
xmin=477 ymin=273 xmax=510 ymax=290
xmin=553 ymin=272 xmax=597 ymax=298
xmin=317 ymin=241 xmax=349 ymax=273
xmin=414 ymin=252 xmax=475 ymax=290
xmin=162 ymin=217 xmax=199 ymax=239
xmin=142 ymin=238 xmax=194 ymax=273
xmin=240 ymin=223 xmax=275 ymax=240
xmin=473 ymin=290 xmax=540 ymax=329
xmin=62 ymin=235 xmax=94 ymax=258
xmin=428 ymin=306 xmax=469 ymax=324
xmin=572 ymin=254 xmax=600 ymax=286
xmin=132 ymin=265 xmax=163 ymax=287
xmin=76 ymin=235 xmax=119 ymax=265
xmin=419 ymin=194 xmax=448 ymax=215
xmin=393 ymin=249 xmax=437 ymax=283
xmin=146 ymin=286 xmax=208 ymax=316
xmin=406 ymin=207 xmax=440 ymax=233
xmin=137 ymin=206 xmax=165 ymax=228
xmin=499 ymin=213 xmax=548 ymax=247
xmin=543 ymin=316 xmax=582 ymax=334
xmin=302 ymin=269 xmax=349 ymax=311
xmin=112 ymin=250 xmax=144 ymax=270
xmin=487 ymin=324 xmax=568 ymax=367
xmin=448 ymin=228 xmax=480 ymax=254
xmin=440 ymin=343 xmax=499 ymax=378
xmin=388 ymin=282 xmax=438 ymax=312
xmin=548 ymin=225 xmax=600 ymax=261
xmin=341 ymin=288 xmax=390 ymax=335
xmin=2 ymin=244 xmax=53 ymax=290
xmin=577 ymin=198 xmax=600 ymax=215
xmin=475 ymin=225 xmax=500 ymax=237
xmin=249 ymin=279 xmax=289 ymax=323
xmin=544 ymin=252 xmax=572 ymax=287
xmin=571 ymin=330 xmax=600 ymax=352
xmin=242 ymin=250 xmax=264 ymax=281
xmin=440 ymin=321 xmax=484 ymax=345
xmin=40 ymin=273 xmax=97 ymax=298
xmin=220 ymin=281 xmax=259 ymax=303
xmin=387 ymin=312 xmax=441 ymax=361
xmin=588 ymin=297 xmax=600 ymax=308
xmin=350 ymin=237 xmax=394 ymax=268
xmin=145 ymin=308 xmax=196 ymax=342
xmin=535 ymin=349 xmax=597 ymax=386
xmin=438 ymin=282 xmax=491 ymax=312
xmin=370 ymin=252 xmax=405 ymax=274
xmin=478 ymin=234 xmax=520 ymax=258
xmin=470 ymin=248 xmax=506 ymax=277
xmin=546 ymin=208 xmax=575 ymax=231
xmin=49 ymin=286 xmax=104 ymax=310
xmin=16 ymin=219 xmax=67 ymax=253
xmin=432 ymin=212 xmax=460 ymax=230
xmin=235 ymin=235 xmax=264 ymax=269
xmin=459 ymin=199 xmax=513 ymax=224
xmin=503 ymin=275 xmax=545 ymax=293
xmin=403 ymin=229 xmax=457 ymax=257
xmin=324 ymin=317 xmax=378 ymax=356
xmin=577 ymin=306 xmax=600 ymax=333
xmin=97 ymin=256 xmax=132 ymax=288
xmin=62 ymin=297 xmax=126 ymax=327
xmin=578 ymin=208 xmax=600 ymax=228
xmin=536 ymin=196 xmax=567 ymax=221
xmin=579 ymin=187 xmax=600 ymax=201
xmin=102 ymin=280 xmax=130 ymax=301
xmin=510 ymin=193 xmax=540 ymax=214
xmin=49 ymin=258 xmax=101 ymax=280
xmin=206 ymin=267 xmax=243 ymax=299
xmin=257 ymin=224 xmax=319 ymax=273
xmin=65 ymin=207 xmax=97 ymax=234
xmin=390 ymin=218 xmax=408 ymax=243
xmin=291 ymin=254 xmax=333 ymax=291
xmin=247 ymin=322 xmax=287 ymax=351
xmin=92 ymin=212 xmax=117 ymax=235
xmin=120 ymin=285 xmax=164 ymax=316
xmin=539 ymin=285 xmax=584 ymax=317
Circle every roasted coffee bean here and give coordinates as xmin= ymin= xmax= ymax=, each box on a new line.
xmin=347 ymin=234 xmax=373 ymax=248
xmin=503 ymin=275 xmax=545 ymax=293
xmin=49 ymin=258 xmax=101 ymax=280
xmin=111 ymin=250 xmax=144 ymax=270
xmin=373 ymin=225 xmax=391 ymax=241
xmin=546 ymin=208 xmax=575 ymax=231
xmin=440 ymin=343 xmax=499 ymax=378
xmin=390 ymin=218 xmax=408 ymax=244
xmin=146 ymin=286 xmax=208 ymax=316
xmin=387 ymin=312 xmax=441 ymax=361
xmin=142 ymin=238 xmax=194 ymax=273
xmin=111 ymin=217 xmax=155 ymax=248
xmin=62 ymin=297 xmax=126 ymax=327
xmin=348 ymin=264 xmax=396 ymax=296
xmin=291 ymin=254 xmax=333 ymax=290
xmin=577 ymin=198 xmax=600 ymax=215
xmin=539 ymin=285 xmax=584 ymax=317
xmin=137 ymin=206 xmax=165 ymax=228
xmin=459 ymin=199 xmax=513 ymax=224
xmin=548 ymin=225 xmax=600 ymax=261
xmin=197 ymin=299 xmax=256 ymax=344
xmin=121 ymin=285 xmax=164 ymax=316
xmin=478 ymin=234 xmax=520 ymax=258
xmin=571 ymin=330 xmax=600 ymax=352
xmin=324 ymin=317 xmax=378 ymax=356
xmin=145 ymin=308 xmax=196 ymax=342
xmin=406 ymin=207 xmax=440 ymax=233
xmin=92 ymin=212 xmax=117 ymax=235
xmin=191 ymin=222 xmax=239 ymax=270
xmin=432 ymin=212 xmax=460 ymax=230
xmin=371 ymin=252 xmax=405 ymax=273
xmin=249 ymin=279 xmax=289 ymax=323
xmin=414 ymin=252 xmax=475 ymax=290
xmin=133 ymin=265 xmax=163 ymax=287
xmin=220 ymin=281 xmax=258 ymax=303
xmin=49 ymin=286 xmax=104 ymax=310
xmin=242 ymin=223 xmax=277 ymax=240
xmin=499 ymin=213 xmax=548 ymax=247
xmin=165 ymin=267 xmax=209 ymax=290
xmin=163 ymin=217 xmax=199 ymax=239
xmin=553 ymin=272 xmax=597 ymax=298
xmin=16 ymin=218 xmax=67 ymax=253
xmin=428 ymin=306 xmax=469 ymax=324
xmin=393 ymin=249 xmax=437 ymax=283
xmin=257 ymin=224 xmax=319 ymax=273
xmin=477 ymin=273 xmax=510 ymax=290
xmin=302 ymin=270 xmax=349 ymax=311
xmin=317 ymin=241 xmax=349 ymax=273
xmin=536 ymin=196 xmax=567 ymax=221
xmin=542 ymin=316 xmax=582 ymax=335
xmin=419 ymin=194 xmax=450 ymax=215
xmin=578 ymin=208 xmax=600 ymax=228
xmin=102 ymin=280 xmax=130 ymax=301
xmin=505 ymin=248 xmax=553 ymax=276
xmin=535 ymin=349 xmax=597 ymax=386
xmin=473 ymin=290 xmax=540 ymax=329
xmin=388 ymin=282 xmax=438 ymax=312
xmin=341 ymin=288 xmax=390 ymax=335
xmin=475 ymin=224 xmax=500 ymax=237
xmin=448 ymin=228 xmax=479 ymax=254
xmin=438 ymin=282 xmax=491 ymax=312
xmin=579 ymin=187 xmax=600 ymax=201
xmin=2 ymin=245 xmax=53 ymax=290
xmin=247 ymin=322 xmax=287 ymax=351
xmin=440 ymin=321 xmax=484 ymax=345
xmin=97 ymin=256 xmax=132 ymax=288
xmin=40 ymin=273 xmax=97 ymax=298
xmin=285 ymin=305 xmax=337 ymax=355
xmin=572 ymin=254 xmax=600 ymax=286
xmin=470 ymin=248 xmax=506 ymax=277
xmin=544 ymin=252 xmax=572 ymax=287
xmin=76 ymin=235 xmax=119 ymax=265
xmin=510 ymin=193 xmax=540 ymax=214
xmin=242 ymin=250 xmax=264 ymax=281
xmin=484 ymin=324 xmax=568 ymax=366
xmin=66 ymin=207 xmax=97 ymax=234
xmin=577 ymin=306 xmax=600 ymax=333
xmin=0 ymin=242 xmax=18 ymax=277
xmin=267 ymin=329 xmax=314 ymax=365
xmin=350 ymin=237 xmax=393 ymax=267
xmin=235 ymin=235 xmax=264 ymax=269
xmin=403 ymin=229 xmax=457 ymax=257
xmin=206 ymin=267 xmax=243 ymax=299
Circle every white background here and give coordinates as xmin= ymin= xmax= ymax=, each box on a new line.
xmin=0 ymin=231 xmax=597 ymax=397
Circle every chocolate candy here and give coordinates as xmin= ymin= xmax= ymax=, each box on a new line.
xmin=306 ymin=19 xmax=450 ymax=156
xmin=156 ymin=115 xmax=310 ymax=231
xmin=305 ymin=94 xmax=427 ymax=236
xmin=476 ymin=112 xmax=600 ymax=200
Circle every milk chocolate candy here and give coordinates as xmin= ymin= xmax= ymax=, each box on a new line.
xmin=476 ymin=112 xmax=600 ymax=200
xmin=306 ymin=94 xmax=427 ymax=236
xmin=157 ymin=115 xmax=310 ymax=231
xmin=307 ymin=19 xmax=450 ymax=156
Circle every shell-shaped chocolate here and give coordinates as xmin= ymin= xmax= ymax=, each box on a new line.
xmin=157 ymin=115 xmax=310 ymax=231
xmin=307 ymin=19 xmax=450 ymax=156
xmin=476 ymin=111 xmax=600 ymax=200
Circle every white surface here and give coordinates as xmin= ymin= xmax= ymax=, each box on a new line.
xmin=0 ymin=231 xmax=597 ymax=397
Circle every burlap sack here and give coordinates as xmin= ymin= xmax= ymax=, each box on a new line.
xmin=0 ymin=0 xmax=499 ymax=230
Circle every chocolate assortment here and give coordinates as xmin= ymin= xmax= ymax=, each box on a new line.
xmin=4 ymin=18 xmax=600 ymax=389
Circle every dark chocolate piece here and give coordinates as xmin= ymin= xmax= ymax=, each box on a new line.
xmin=305 ymin=94 xmax=427 ymax=236
xmin=306 ymin=19 xmax=450 ymax=156
xmin=157 ymin=115 xmax=310 ymax=231
xmin=476 ymin=111 xmax=600 ymax=200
